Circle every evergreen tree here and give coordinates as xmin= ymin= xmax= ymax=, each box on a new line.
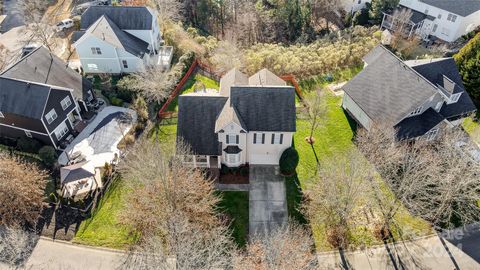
xmin=455 ymin=33 xmax=480 ymax=102
xmin=369 ymin=0 xmax=399 ymax=23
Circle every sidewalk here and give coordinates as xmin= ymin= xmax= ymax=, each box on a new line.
xmin=0 ymin=238 xmax=124 ymax=270
xmin=317 ymin=235 xmax=479 ymax=269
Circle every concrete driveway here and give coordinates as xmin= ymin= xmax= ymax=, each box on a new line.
xmin=249 ymin=165 xmax=287 ymax=236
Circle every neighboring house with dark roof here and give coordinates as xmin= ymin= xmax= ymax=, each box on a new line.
xmin=342 ymin=45 xmax=476 ymax=140
xmin=73 ymin=6 xmax=167 ymax=73
xmin=381 ymin=0 xmax=480 ymax=42
xmin=0 ymin=47 xmax=92 ymax=149
xmin=177 ymin=68 xmax=296 ymax=168
xmin=1 ymin=46 xmax=95 ymax=113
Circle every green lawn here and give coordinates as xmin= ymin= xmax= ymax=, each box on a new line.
xmin=217 ymin=191 xmax=249 ymax=247
xmin=74 ymin=178 xmax=136 ymax=249
xmin=294 ymin=91 xmax=431 ymax=251
xmin=166 ymin=74 xmax=220 ymax=112
xmin=462 ymin=113 xmax=480 ymax=146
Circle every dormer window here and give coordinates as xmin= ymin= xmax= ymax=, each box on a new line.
xmin=226 ymin=134 xmax=239 ymax=144
xmin=61 ymin=96 xmax=72 ymax=110
xmin=448 ymin=93 xmax=462 ymax=104
xmin=410 ymin=106 xmax=423 ymax=116
xmin=0 ymin=111 xmax=4 ymax=118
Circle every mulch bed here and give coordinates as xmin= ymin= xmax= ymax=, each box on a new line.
xmin=218 ymin=173 xmax=249 ymax=184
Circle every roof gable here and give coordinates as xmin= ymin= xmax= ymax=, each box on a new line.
xmin=214 ymin=102 xmax=246 ymax=132
xmin=84 ymin=15 xmax=149 ymax=58
xmin=0 ymin=46 xmax=92 ymax=101
xmin=220 ymin=68 xmax=248 ymax=96
xmin=248 ymin=69 xmax=287 ymax=86
xmin=80 ymin=6 xmax=153 ymax=30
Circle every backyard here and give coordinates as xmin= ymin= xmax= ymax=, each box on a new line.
xmin=165 ymin=73 xmax=219 ymax=112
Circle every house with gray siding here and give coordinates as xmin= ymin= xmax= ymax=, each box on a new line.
xmin=342 ymin=45 xmax=476 ymax=140
xmin=176 ymin=69 xmax=296 ymax=168
xmin=0 ymin=47 xmax=92 ymax=149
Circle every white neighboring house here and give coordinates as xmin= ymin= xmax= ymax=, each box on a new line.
xmin=342 ymin=45 xmax=477 ymax=141
xmin=73 ymin=6 xmax=171 ymax=74
xmin=342 ymin=0 xmax=371 ymax=13
xmin=381 ymin=0 xmax=480 ymax=42
xmin=176 ymin=69 xmax=296 ymax=168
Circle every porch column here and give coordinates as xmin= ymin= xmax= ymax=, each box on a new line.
xmin=193 ymin=155 xmax=197 ymax=168
xmin=218 ymin=156 xmax=221 ymax=168
xmin=207 ymin=156 xmax=211 ymax=168
xmin=381 ymin=13 xmax=386 ymax=29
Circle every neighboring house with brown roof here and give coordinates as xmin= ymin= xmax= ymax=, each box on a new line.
xmin=342 ymin=45 xmax=476 ymax=140
xmin=73 ymin=6 xmax=171 ymax=73
xmin=176 ymin=68 xmax=296 ymax=168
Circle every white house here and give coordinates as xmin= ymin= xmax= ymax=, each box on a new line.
xmin=342 ymin=45 xmax=476 ymax=141
xmin=176 ymin=69 xmax=296 ymax=168
xmin=381 ymin=0 xmax=480 ymax=42
xmin=73 ymin=6 xmax=171 ymax=74
xmin=342 ymin=0 xmax=371 ymax=13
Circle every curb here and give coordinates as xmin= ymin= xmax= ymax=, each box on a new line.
xmin=39 ymin=236 xmax=127 ymax=254
xmin=316 ymin=233 xmax=438 ymax=257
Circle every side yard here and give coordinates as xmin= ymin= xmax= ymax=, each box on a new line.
xmin=293 ymin=91 xmax=432 ymax=251
xmin=462 ymin=112 xmax=480 ymax=146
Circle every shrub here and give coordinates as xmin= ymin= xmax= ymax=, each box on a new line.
xmin=326 ymin=225 xmax=349 ymax=249
xmin=123 ymin=134 xmax=135 ymax=146
xmin=38 ymin=146 xmax=57 ymax=167
xmin=110 ymin=97 xmax=124 ymax=106
xmin=279 ymin=147 xmax=299 ymax=175
xmin=16 ymin=137 xmax=42 ymax=153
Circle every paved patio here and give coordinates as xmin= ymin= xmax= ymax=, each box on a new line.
xmin=58 ymin=106 xmax=137 ymax=167
xmin=248 ymin=165 xmax=287 ymax=236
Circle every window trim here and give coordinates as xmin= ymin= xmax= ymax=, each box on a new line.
xmin=45 ymin=109 xmax=58 ymax=124
xmin=448 ymin=93 xmax=462 ymax=104
xmin=425 ymin=128 xmax=439 ymax=141
xmin=91 ymin=47 xmax=102 ymax=55
xmin=61 ymin=96 xmax=72 ymax=110
xmin=55 ymin=124 xmax=69 ymax=140
xmin=24 ymin=130 xmax=32 ymax=138
xmin=226 ymin=134 xmax=238 ymax=145
xmin=253 ymin=133 xmax=265 ymax=144
xmin=0 ymin=111 xmax=4 ymax=118
xmin=227 ymin=153 xmax=240 ymax=164
xmin=410 ymin=106 xmax=423 ymax=116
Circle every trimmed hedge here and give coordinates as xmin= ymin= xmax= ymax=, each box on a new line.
xmin=279 ymin=147 xmax=300 ymax=175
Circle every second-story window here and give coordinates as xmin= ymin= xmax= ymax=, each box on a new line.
xmin=271 ymin=133 xmax=284 ymax=144
xmin=91 ymin=47 xmax=102 ymax=55
xmin=253 ymin=133 xmax=265 ymax=144
xmin=226 ymin=134 xmax=239 ymax=144
xmin=60 ymin=96 xmax=72 ymax=110
xmin=122 ymin=60 xmax=128 ymax=68
xmin=45 ymin=109 xmax=57 ymax=124
xmin=447 ymin=14 xmax=457 ymax=22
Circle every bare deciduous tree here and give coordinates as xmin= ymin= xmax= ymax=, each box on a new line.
xmin=0 ymin=226 xmax=38 ymax=266
xmin=305 ymin=151 xmax=373 ymax=248
xmin=151 ymin=0 xmax=184 ymax=33
xmin=303 ymin=90 xmax=328 ymax=166
xmin=118 ymin=139 xmax=236 ymax=269
xmin=17 ymin=0 xmax=55 ymax=51
xmin=357 ymin=126 xmax=480 ymax=230
xmin=209 ymin=40 xmax=244 ymax=74
xmin=117 ymin=67 xmax=176 ymax=104
xmin=234 ymin=223 xmax=317 ymax=270
xmin=0 ymin=153 xmax=47 ymax=227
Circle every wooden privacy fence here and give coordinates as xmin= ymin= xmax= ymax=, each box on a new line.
xmin=157 ymin=60 xmax=305 ymax=119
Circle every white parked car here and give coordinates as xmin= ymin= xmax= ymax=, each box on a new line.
xmin=56 ymin=19 xmax=74 ymax=32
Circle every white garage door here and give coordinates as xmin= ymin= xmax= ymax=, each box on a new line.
xmin=249 ymin=154 xmax=278 ymax=165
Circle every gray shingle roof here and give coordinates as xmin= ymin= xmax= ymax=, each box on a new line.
xmin=219 ymin=68 xmax=248 ymax=96
xmin=80 ymin=6 xmax=153 ymax=30
xmin=343 ymin=45 xmax=438 ymax=124
xmin=72 ymin=31 xmax=86 ymax=43
xmin=396 ymin=5 xmax=435 ymax=23
xmin=407 ymin=58 xmax=477 ymax=119
xmin=0 ymin=77 xmax=51 ymax=119
xmin=177 ymin=96 xmax=228 ymax=155
xmin=1 ymin=46 xmax=92 ymax=102
xmin=419 ymin=0 xmax=480 ymax=17
xmin=395 ymin=108 xmax=445 ymax=140
xmin=229 ymin=86 xmax=296 ymax=132
xmin=85 ymin=15 xmax=149 ymax=58
xmin=60 ymin=161 xmax=95 ymax=184
xmin=248 ymin=69 xmax=287 ymax=86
